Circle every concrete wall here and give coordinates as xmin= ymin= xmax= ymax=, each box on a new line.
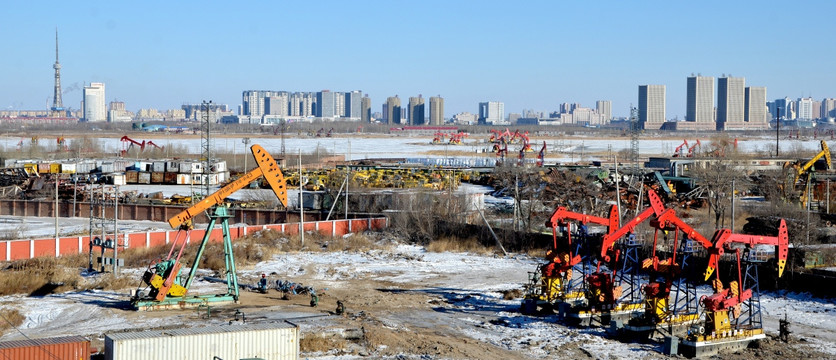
xmin=0 ymin=217 xmax=388 ymax=261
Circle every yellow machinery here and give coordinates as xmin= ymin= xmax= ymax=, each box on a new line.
xmin=791 ymin=140 xmax=831 ymax=206
xmin=132 ymin=144 xmax=287 ymax=310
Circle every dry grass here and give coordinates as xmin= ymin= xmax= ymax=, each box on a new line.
xmin=300 ymin=332 xmax=348 ymax=353
xmin=426 ymin=236 xmax=492 ymax=255
xmin=0 ymin=254 xmax=88 ymax=296
xmin=501 ymin=288 xmax=523 ymax=300
xmin=0 ymin=308 xmax=25 ymax=332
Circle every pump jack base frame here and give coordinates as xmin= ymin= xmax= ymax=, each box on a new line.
xmin=133 ymin=294 xmax=238 ymax=311
xmin=559 ymin=302 xmax=644 ymax=327
xmin=677 ymin=329 xmax=764 ymax=358
xmin=621 ymin=313 xmax=701 ymax=341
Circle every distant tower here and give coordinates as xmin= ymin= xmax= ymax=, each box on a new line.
xmin=51 ymin=29 xmax=64 ymax=114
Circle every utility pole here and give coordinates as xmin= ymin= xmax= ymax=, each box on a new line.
xmin=776 ymin=107 xmax=781 ymax=157
xmin=241 ymin=137 xmax=251 ymax=171
xmin=731 ymin=179 xmax=735 ymax=231
xmin=54 ymin=176 xmax=58 ymax=241
xmin=299 ymin=149 xmax=304 ymax=246
xmin=345 ymin=140 xmax=350 ymax=220
xmin=201 ymin=100 xmax=212 ymax=198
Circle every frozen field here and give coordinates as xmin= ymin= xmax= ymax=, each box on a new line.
xmin=0 ymin=240 xmax=832 ymax=359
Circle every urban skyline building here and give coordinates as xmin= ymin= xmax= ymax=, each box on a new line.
xmin=385 ymin=96 xmax=402 ymax=125
xmin=595 ymin=100 xmax=612 ymax=121
xmin=797 ymin=97 xmax=815 ymax=120
xmin=822 ymin=98 xmax=836 ymax=119
xmin=429 ymin=96 xmax=444 ymax=125
xmin=638 ymin=85 xmax=665 ymax=130
xmin=686 ymin=75 xmax=714 ymax=124
xmin=82 ymin=82 xmax=106 ymax=122
xmin=716 ymin=76 xmax=746 ymax=130
xmin=744 ymin=86 xmax=768 ymax=128
xmin=478 ymin=101 xmax=505 ymax=125
xmin=408 ymin=95 xmax=425 ymax=126
xmin=361 ymin=95 xmax=371 ymax=123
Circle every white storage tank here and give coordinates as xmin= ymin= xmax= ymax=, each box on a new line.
xmin=104 ymin=322 xmax=298 ymax=360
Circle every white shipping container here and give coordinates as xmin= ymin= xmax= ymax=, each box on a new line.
xmin=104 ymin=323 xmax=298 ymax=360
xmin=165 ymin=161 xmax=180 ymax=173
xmin=101 ymin=162 xmax=115 ymax=174
xmin=176 ymin=174 xmax=191 ymax=185
xmin=212 ymin=160 xmax=227 ymax=172
xmin=60 ymin=163 xmax=77 ymax=174
xmin=152 ymin=161 xmax=166 ymax=173
xmin=111 ymin=174 xmax=126 ymax=186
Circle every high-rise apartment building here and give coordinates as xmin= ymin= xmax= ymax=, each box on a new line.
xmin=346 ymin=91 xmax=362 ymax=119
xmin=316 ymin=90 xmax=336 ymax=118
xmin=717 ymin=76 xmax=746 ymax=130
xmin=385 ymin=96 xmax=402 ymax=124
xmin=686 ymin=76 xmax=714 ymax=124
xmin=83 ymin=82 xmax=106 ymax=122
xmin=822 ymin=98 xmax=836 ymax=119
xmin=478 ymin=101 xmax=505 ymax=125
xmin=430 ymin=96 xmax=444 ymax=125
xmin=812 ymin=100 xmax=822 ymax=120
xmin=744 ymin=87 xmax=767 ymax=126
xmin=638 ymin=85 xmax=665 ymax=130
xmin=265 ymin=92 xmax=289 ymax=116
xmin=242 ymin=90 xmax=279 ymax=117
xmin=361 ymin=95 xmax=371 ymax=122
xmin=797 ymin=97 xmax=815 ymax=120
xmin=596 ymin=100 xmax=612 ymax=122
xmin=774 ymin=97 xmax=793 ymax=120
xmin=408 ymin=95 xmax=425 ymax=125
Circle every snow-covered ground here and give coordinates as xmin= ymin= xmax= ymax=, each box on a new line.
xmin=2 ymin=242 xmax=831 ymax=358
xmin=0 ymin=134 xmax=825 ymax=163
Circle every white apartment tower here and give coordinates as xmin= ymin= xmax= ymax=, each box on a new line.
xmin=638 ymin=85 xmax=665 ymax=129
xmin=478 ymin=101 xmax=505 ymax=125
xmin=686 ymin=75 xmax=714 ymax=124
xmin=83 ymin=82 xmax=106 ymax=122
xmin=596 ymin=100 xmax=612 ymax=122
xmin=798 ymin=97 xmax=815 ymax=120
xmin=429 ymin=96 xmax=444 ymax=125
xmin=717 ymin=76 xmax=746 ymax=130
xmin=744 ymin=86 xmax=767 ymax=125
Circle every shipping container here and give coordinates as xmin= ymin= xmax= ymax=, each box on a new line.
xmin=76 ymin=161 xmax=95 ymax=174
xmin=49 ymin=163 xmax=61 ymax=174
xmin=126 ymin=171 xmax=139 ymax=184
xmin=101 ymin=162 xmax=115 ymax=174
xmin=105 ymin=322 xmax=298 ymax=360
xmin=60 ymin=163 xmax=77 ymax=174
xmin=164 ymin=172 xmax=178 ymax=184
xmin=138 ymin=172 xmax=151 ymax=184
xmin=176 ymin=173 xmax=191 ymax=185
xmin=179 ymin=161 xmax=202 ymax=174
xmin=165 ymin=161 xmax=180 ymax=173
xmin=112 ymin=173 xmax=127 ymax=186
xmin=212 ymin=160 xmax=227 ymax=172
xmin=134 ymin=161 xmax=152 ymax=172
xmin=152 ymin=161 xmax=166 ymax=173
xmin=0 ymin=335 xmax=90 ymax=360
xmin=151 ymin=172 xmax=165 ymax=183
xmin=38 ymin=163 xmax=50 ymax=174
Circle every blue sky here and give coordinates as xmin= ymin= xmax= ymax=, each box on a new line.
xmin=2 ymin=1 xmax=835 ymax=118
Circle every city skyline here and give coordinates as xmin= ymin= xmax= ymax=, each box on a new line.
xmin=2 ymin=2 xmax=836 ymax=119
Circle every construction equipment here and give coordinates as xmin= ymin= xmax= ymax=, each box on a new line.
xmin=145 ymin=140 xmax=164 ymax=151
xmin=522 ymin=205 xmax=618 ymax=314
xmin=791 ymin=140 xmax=831 ymax=185
xmin=131 ymin=144 xmax=288 ymax=310
xmin=678 ymin=220 xmax=788 ymax=357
